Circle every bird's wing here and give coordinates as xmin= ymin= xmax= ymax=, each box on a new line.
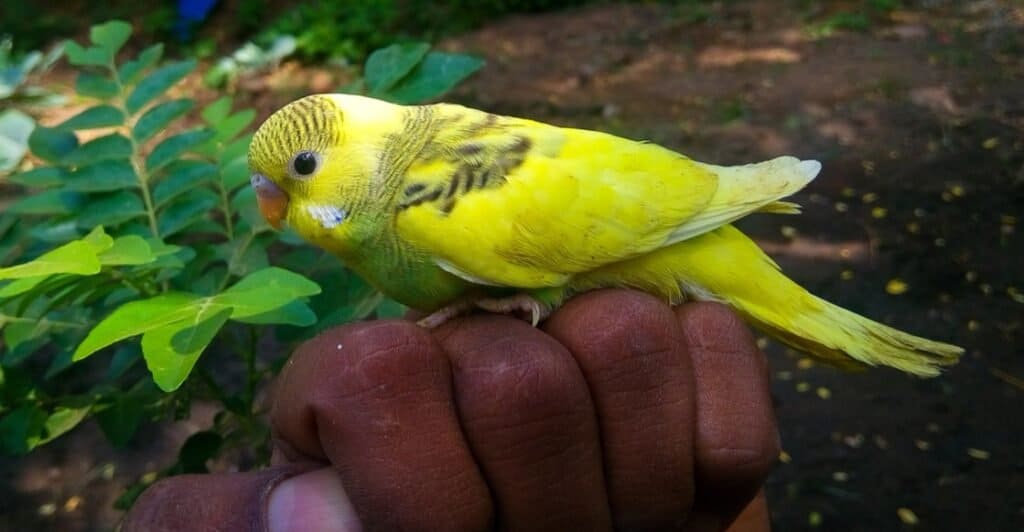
xmin=394 ymin=105 xmax=814 ymax=288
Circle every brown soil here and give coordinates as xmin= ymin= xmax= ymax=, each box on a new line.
xmin=2 ymin=1 xmax=1022 ymax=530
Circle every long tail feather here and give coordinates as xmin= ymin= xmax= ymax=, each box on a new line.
xmin=672 ymin=226 xmax=964 ymax=376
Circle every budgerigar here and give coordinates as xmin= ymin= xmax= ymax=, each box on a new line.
xmin=248 ymin=94 xmax=963 ymax=376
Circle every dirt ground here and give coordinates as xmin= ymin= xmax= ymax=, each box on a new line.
xmin=2 ymin=1 xmax=1022 ymax=530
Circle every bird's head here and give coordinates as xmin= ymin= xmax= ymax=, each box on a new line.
xmin=248 ymin=94 xmax=402 ymax=253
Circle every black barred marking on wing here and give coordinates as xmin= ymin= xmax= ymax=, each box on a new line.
xmin=397 ymin=111 xmax=531 ymax=214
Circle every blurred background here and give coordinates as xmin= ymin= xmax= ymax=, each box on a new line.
xmin=0 ymin=1 xmax=1021 ymax=530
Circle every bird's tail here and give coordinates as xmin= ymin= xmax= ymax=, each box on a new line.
xmin=673 ymin=226 xmax=964 ymax=376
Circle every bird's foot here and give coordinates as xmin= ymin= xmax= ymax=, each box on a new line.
xmin=416 ymin=294 xmax=551 ymax=329
xmin=474 ymin=294 xmax=550 ymax=326
xmin=416 ymin=300 xmax=475 ymax=329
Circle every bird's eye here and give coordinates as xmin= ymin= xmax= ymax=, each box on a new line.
xmin=290 ymin=151 xmax=320 ymax=178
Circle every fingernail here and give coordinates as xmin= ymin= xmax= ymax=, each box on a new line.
xmin=267 ymin=468 xmax=362 ymax=532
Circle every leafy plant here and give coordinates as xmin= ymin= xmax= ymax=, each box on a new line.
xmin=0 ymin=38 xmax=65 ymax=172
xmin=346 ymin=42 xmax=485 ymax=104
xmin=0 ymin=19 xmax=482 ymax=508
xmin=203 ymin=35 xmax=297 ymax=89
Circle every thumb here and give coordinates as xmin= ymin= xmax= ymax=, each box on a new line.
xmin=122 ymin=464 xmax=362 ymax=532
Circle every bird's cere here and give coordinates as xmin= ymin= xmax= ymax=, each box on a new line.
xmin=306 ymin=205 xmax=348 ymax=228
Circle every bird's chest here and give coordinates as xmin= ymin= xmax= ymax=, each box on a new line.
xmin=343 ymin=240 xmax=478 ymax=312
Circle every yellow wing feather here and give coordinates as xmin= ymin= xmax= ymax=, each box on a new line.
xmin=395 ymin=105 xmax=818 ymax=289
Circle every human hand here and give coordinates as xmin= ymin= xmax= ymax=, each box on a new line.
xmin=123 ymin=289 xmax=779 ymax=531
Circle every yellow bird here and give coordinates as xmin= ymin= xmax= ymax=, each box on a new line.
xmin=248 ymin=94 xmax=962 ymax=376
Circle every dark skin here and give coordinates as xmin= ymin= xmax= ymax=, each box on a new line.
xmin=123 ymin=290 xmax=779 ymax=531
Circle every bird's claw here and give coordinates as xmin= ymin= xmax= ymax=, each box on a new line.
xmin=416 ymin=294 xmax=550 ymax=329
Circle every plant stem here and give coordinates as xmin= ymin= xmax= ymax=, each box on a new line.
xmin=108 ymin=62 xmax=160 ymax=239
xmin=216 ymin=180 xmax=235 ymax=240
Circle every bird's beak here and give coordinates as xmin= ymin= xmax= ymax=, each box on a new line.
xmin=250 ymin=174 xmax=289 ymax=230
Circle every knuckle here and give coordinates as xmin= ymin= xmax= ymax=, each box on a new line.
xmin=702 ymin=441 xmax=780 ymax=485
xmin=461 ymin=336 xmax=586 ymax=428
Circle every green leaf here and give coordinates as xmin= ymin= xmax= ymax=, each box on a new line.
xmin=75 ymin=71 xmax=119 ymax=99
xmin=73 ymin=292 xmax=202 ymax=361
xmin=218 ymin=134 xmax=252 ymax=166
xmin=0 ymin=227 xmax=111 ymax=279
xmin=118 ymin=44 xmax=164 ymax=85
xmin=142 ymin=307 xmax=231 ymax=391
xmin=96 ymin=395 xmax=144 ymax=447
xmin=0 ymin=275 xmax=48 ymax=298
xmin=28 ymin=126 xmax=79 ymax=163
xmin=64 ymin=159 xmax=137 ymax=192
xmin=8 ymin=189 xmax=84 ymax=215
xmin=57 ymin=104 xmax=125 ymax=131
xmin=216 ymin=237 xmax=268 ymax=277
xmin=0 ymin=405 xmax=47 ymax=454
xmin=5 ymin=167 xmax=65 ymax=188
xmin=125 ymin=60 xmax=196 ymax=114
xmin=153 ymin=160 xmax=217 ymax=206
xmin=383 ymin=51 xmax=484 ymax=104
xmin=97 ymin=236 xmax=156 ymax=265
xmin=90 ymin=20 xmax=132 ymax=57
xmin=62 ymin=133 xmax=133 ymax=166
xmin=221 ymin=156 xmax=250 ymax=191
xmin=233 ymin=299 xmax=316 ymax=326
xmin=39 ymin=405 xmax=91 ymax=445
xmin=77 ymin=191 xmax=145 ymax=228
xmin=364 ymin=42 xmax=431 ymax=95
xmin=63 ymin=40 xmax=109 ymax=67
xmin=28 ymin=220 xmax=81 ymax=243
xmin=107 ymin=344 xmax=141 ymax=380
xmin=220 ymin=267 xmax=320 ymax=320
xmin=158 ymin=188 xmax=218 ymax=237
xmin=210 ymin=110 xmax=255 ymax=143
xmin=133 ymin=99 xmax=193 ymax=142
xmin=0 ymin=109 xmax=34 ymax=172
xmin=200 ymin=96 xmax=232 ymax=124
xmin=146 ymin=129 xmax=214 ymax=172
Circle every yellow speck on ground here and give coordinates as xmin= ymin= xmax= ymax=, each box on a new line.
xmin=63 ymin=496 xmax=82 ymax=513
xmin=796 ymin=382 xmax=811 ymax=392
xmin=797 ymin=357 xmax=815 ymax=369
xmin=982 ymin=137 xmax=999 ymax=149
xmin=897 ymin=507 xmax=919 ymax=525
xmin=886 ymin=278 xmax=909 ymax=295
xmin=779 ymin=450 xmax=792 ymax=463
xmin=37 ymin=503 xmax=56 ymax=517
xmin=780 ymin=225 xmax=797 ymax=238
xmin=967 ymin=448 xmax=991 ymax=460
xmin=841 ymin=270 xmax=854 ymax=280
xmin=872 ymin=206 xmax=888 ymax=218
xmin=834 ymin=201 xmax=849 ymax=212
xmin=862 ymin=191 xmax=878 ymax=202
xmin=809 ymin=511 xmax=823 ymax=527
xmin=816 ymin=387 xmax=832 ymax=399
xmin=832 ymin=471 xmax=849 ymax=482
xmin=915 ymin=439 xmax=932 ymax=451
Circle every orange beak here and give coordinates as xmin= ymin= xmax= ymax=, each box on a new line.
xmin=250 ymin=174 xmax=289 ymax=230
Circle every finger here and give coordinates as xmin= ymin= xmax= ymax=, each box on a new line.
xmin=271 ymin=320 xmax=492 ymax=531
xmin=433 ymin=315 xmax=613 ymax=532
xmin=675 ymin=303 xmax=780 ymax=528
xmin=545 ymin=289 xmax=696 ymax=531
xmin=122 ymin=464 xmax=318 ymax=532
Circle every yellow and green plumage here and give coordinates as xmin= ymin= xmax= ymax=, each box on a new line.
xmin=248 ymin=94 xmax=963 ymax=376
